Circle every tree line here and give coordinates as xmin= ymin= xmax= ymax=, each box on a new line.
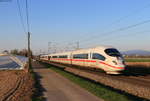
xmin=3 ymin=49 xmax=32 ymax=57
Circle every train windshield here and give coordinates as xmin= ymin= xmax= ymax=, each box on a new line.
xmin=105 ymin=48 xmax=121 ymax=57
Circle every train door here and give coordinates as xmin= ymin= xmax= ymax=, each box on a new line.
xmin=85 ymin=52 xmax=91 ymax=67
xmin=89 ymin=53 xmax=98 ymax=68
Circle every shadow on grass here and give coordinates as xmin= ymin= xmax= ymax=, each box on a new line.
xmin=123 ymin=65 xmax=150 ymax=76
xmin=32 ymin=71 xmax=47 ymax=101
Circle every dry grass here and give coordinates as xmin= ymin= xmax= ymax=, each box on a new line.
xmin=0 ymin=70 xmax=34 ymax=101
xmin=126 ymin=62 xmax=150 ymax=68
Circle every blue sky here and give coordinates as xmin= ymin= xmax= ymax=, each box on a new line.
xmin=0 ymin=0 xmax=150 ymax=54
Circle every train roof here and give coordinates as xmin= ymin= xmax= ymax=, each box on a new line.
xmin=48 ymin=45 xmax=115 ymax=56
xmin=48 ymin=51 xmax=71 ymax=56
xmin=76 ymin=46 xmax=114 ymax=51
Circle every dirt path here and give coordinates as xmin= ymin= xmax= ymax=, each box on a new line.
xmin=32 ymin=61 xmax=103 ymax=101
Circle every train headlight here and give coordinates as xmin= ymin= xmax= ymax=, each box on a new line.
xmin=112 ymin=61 xmax=117 ymax=65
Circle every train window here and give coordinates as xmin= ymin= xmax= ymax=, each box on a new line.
xmin=59 ymin=55 xmax=68 ymax=58
xmin=92 ymin=53 xmax=105 ymax=61
xmin=105 ymin=48 xmax=121 ymax=57
xmin=52 ymin=56 xmax=57 ymax=58
xmin=73 ymin=54 xmax=88 ymax=59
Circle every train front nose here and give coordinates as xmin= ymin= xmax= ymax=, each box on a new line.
xmin=106 ymin=58 xmax=125 ymax=74
xmin=104 ymin=48 xmax=125 ymax=74
xmin=112 ymin=57 xmax=125 ymax=70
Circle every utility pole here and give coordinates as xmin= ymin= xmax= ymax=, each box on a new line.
xmin=28 ymin=32 xmax=31 ymax=68
xmin=25 ymin=0 xmax=31 ymax=69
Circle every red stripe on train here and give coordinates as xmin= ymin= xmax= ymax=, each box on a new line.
xmin=50 ymin=58 xmax=124 ymax=69
xmin=50 ymin=58 xmax=96 ymax=62
xmin=99 ymin=61 xmax=124 ymax=69
xmin=72 ymin=59 xmax=96 ymax=62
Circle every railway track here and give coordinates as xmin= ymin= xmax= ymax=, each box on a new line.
xmin=84 ymin=70 xmax=150 ymax=88
xmin=55 ymin=62 xmax=150 ymax=86
xmin=41 ymin=61 xmax=150 ymax=100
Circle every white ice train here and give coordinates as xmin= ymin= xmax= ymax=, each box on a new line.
xmin=40 ymin=46 xmax=126 ymax=74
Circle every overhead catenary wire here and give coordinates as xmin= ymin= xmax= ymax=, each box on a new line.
xmin=57 ymin=2 xmax=150 ymax=50
xmin=36 ymin=1 xmax=150 ymax=50
xmin=56 ymin=18 xmax=150 ymax=50
xmin=73 ymin=2 xmax=150 ymax=45
xmin=107 ymin=2 xmax=150 ymax=27
xmin=81 ymin=29 xmax=150 ymax=48
xmin=16 ymin=0 xmax=31 ymax=66
xmin=16 ymin=0 xmax=30 ymax=33
xmin=79 ymin=19 xmax=150 ymax=44
xmin=25 ymin=0 xmax=30 ymax=32
xmin=17 ymin=0 xmax=26 ymax=33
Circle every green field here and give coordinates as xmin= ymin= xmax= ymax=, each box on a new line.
xmin=125 ymin=58 xmax=150 ymax=62
xmin=41 ymin=62 xmax=147 ymax=101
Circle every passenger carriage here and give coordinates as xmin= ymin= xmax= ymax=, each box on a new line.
xmin=40 ymin=46 xmax=125 ymax=74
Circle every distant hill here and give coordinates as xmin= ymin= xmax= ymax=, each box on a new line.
xmin=121 ymin=50 xmax=150 ymax=56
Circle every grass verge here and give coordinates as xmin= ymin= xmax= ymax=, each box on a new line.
xmin=125 ymin=58 xmax=150 ymax=62
xmin=41 ymin=62 xmax=148 ymax=101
